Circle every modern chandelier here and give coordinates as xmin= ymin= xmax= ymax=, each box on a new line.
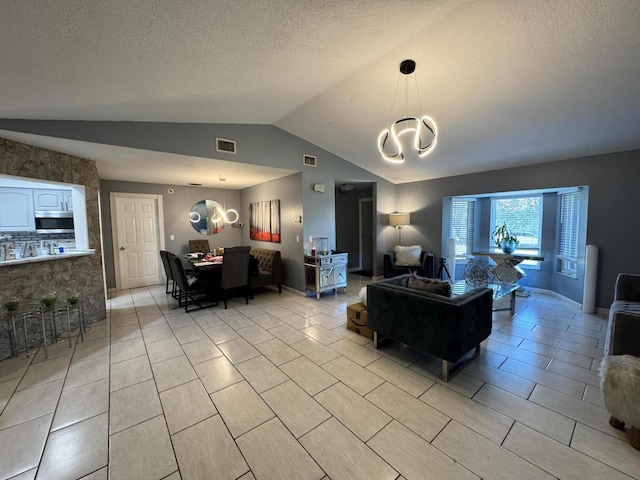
xmin=377 ymin=59 xmax=437 ymax=163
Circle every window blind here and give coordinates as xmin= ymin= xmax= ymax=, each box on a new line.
xmin=451 ymin=200 xmax=475 ymax=258
xmin=558 ymin=191 xmax=580 ymax=261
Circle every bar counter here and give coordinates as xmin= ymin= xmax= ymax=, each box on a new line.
xmin=0 ymin=249 xmax=96 ymax=267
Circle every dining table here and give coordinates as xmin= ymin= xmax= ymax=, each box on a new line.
xmin=183 ymin=254 xmax=223 ymax=272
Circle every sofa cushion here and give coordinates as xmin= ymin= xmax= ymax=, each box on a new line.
xmin=408 ymin=274 xmax=451 ymax=297
xmin=394 ymin=245 xmax=422 ymax=266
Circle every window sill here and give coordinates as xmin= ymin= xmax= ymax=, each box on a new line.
xmin=557 ymin=271 xmax=578 ymax=280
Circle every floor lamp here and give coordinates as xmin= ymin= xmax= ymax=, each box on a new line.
xmin=389 ymin=212 xmax=410 ymax=245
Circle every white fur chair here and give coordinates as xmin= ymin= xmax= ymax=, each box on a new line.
xmin=600 ymin=354 xmax=640 ymax=450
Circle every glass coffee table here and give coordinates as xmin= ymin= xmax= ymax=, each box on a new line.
xmin=452 ymin=281 xmax=520 ymax=315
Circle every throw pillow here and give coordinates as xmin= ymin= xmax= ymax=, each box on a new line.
xmin=359 ymin=286 xmax=367 ymax=306
xmin=407 ymin=273 xmax=451 ymax=296
xmin=394 ymin=245 xmax=422 ymax=266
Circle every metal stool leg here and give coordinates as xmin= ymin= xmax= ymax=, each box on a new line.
xmin=66 ymin=305 xmax=73 ymax=347
xmin=78 ymin=301 xmax=85 ymax=341
xmin=9 ymin=315 xmax=18 ymax=357
xmin=22 ymin=313 xmax=30 ymax=357
xmin=40 ymin=309 xmax=48 ymax=359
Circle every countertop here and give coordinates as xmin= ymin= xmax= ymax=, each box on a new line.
xmin=0 ymin=249 xmax=96 ymax=267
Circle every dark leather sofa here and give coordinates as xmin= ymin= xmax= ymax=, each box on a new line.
xmin=367 ymin=274 xmax=493 ymax=381
xmin=605 ymin=273 xmax=640 ymax=356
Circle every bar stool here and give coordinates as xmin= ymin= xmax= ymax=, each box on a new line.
xmin=40 ymin=293 xmax=65 ymax=358
xmin=1 ymin=301 xmax=20 ymax=357
xmin=63 ymin=295 xmax=85 ymax=346
xmin=21 ymin=306 xmax=46 ymax=357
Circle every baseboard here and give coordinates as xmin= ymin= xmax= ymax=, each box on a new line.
xmin=281 ymin=285 xmax=306 ymax=296
xmin=524 ymin=286 xmax=608 ymax=317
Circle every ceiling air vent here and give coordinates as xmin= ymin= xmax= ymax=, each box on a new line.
xmin=216 ymin=138 xmax=236 ymax=154
xmin=303 ymin=154 xmax=316 ymax=167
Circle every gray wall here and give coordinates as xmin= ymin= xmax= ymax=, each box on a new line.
xmin=241 ymin=173 xmax=305 ymax=291
xmin=396 ymin=149 xmax=640 ymax=308
xmin=7 ymin=119 xmax=633 ymax=307
xmin=0 ymin=120 xmax=397 ymax=277
xmin=100 ymin=180 xmax=243 ymax=289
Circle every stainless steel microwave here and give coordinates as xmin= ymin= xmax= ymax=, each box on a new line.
xmin=34 ymin=211 xmax=74 ymax=233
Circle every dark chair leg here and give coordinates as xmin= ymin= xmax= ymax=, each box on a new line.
xmin=278 ymin=283 xmax=282 ymax=293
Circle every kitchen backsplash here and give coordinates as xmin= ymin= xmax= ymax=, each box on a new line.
xmin=1 ymin=231 xmax=75 ymax=244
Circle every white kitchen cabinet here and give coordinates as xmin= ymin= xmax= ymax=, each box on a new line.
xmin=63 ymin=191 xmax=73 ymax=211
xmin=0 ymin=188 xmax=36 ymax=231
xmin=33 ymin=189 xmax=72 ymax=211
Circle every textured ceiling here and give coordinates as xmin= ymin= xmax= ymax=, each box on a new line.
xmin=1 ymin=0 xmax=639 ymax=186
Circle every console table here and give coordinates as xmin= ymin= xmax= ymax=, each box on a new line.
xmin=304 ymin=253 xmax=348 ymax=299
xmin=472 ymin=251 xmax=544 ymax=284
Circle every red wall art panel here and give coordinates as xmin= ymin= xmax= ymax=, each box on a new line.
xmin=249 ymin=199 xmax=281 ymax=243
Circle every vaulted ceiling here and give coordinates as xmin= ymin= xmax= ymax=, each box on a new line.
xmin=1 ymin=0 xmax=639 ymax=187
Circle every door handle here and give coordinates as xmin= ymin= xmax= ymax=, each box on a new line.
xmin=120 ymin=247 xmax=125 ymax=251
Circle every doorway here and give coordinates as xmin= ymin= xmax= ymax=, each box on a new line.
xmin=110 ymin=193 xmax=165 ymax=290
xmin=335 ymin=183 xmax=375 ymax=276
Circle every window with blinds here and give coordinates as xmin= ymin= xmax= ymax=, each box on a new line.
xmin=491 ymin=196 xmax=542 ymax=267
xmin=451 ymin=200 xmax=475 ymax=259
xmin=558 ymin=191 xmax=580 ymax=277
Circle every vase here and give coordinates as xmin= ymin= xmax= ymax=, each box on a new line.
xmin=500 ymin=240 xmax=517 ymax=254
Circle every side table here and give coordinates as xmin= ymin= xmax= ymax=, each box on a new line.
xmin=304 ymin=253 xmax=348 ymax=300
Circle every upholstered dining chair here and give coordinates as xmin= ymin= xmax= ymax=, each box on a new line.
xmin=189 ymin=239 xmax=211 ymax=253
xmin=214 ymin=246 xmax=250 ymax=308
xmin=169 ymin=252 xmax=216 ymax=312
xmin=159 ymin=250 xmax=176 ymax=297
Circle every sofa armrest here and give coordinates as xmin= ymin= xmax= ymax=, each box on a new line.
xmin=270 ymin=250 xmax=283 ymax=283
xmin=614 ymin=273 xmax=640 ymax=302
xmin=420 ymin=251 xmax=435 ymax=278
xmin=608 ymin=311 xmax=640 ymax=356
xmin=383 ymin=252 xmax=396 ymax=278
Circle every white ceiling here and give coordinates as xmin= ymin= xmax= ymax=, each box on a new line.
xmin=1 ymin=0 xmax=639 ymax=186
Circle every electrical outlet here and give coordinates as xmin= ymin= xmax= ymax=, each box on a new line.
xmin=170 ymin=235 xmax=175 ymax=240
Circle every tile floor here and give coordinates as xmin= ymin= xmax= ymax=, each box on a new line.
xmin=1 ymin=274 xmax=639 ymax=480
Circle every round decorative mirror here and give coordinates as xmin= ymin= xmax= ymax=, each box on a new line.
xmin=189 ymin=200 xmax=239 ymax=235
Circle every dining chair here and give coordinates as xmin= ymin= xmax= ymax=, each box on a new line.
xmin=169 ymin=253 xmax=217 ymax=312
xmin=189 ymin=239 xmax=211 ymax=253
xmin=215 ymin=246 xmax=250 ymax=309
xmin=159 ymin=250 xmax=176 ymax=297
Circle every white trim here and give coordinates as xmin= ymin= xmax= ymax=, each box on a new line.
xmin=521 ymin=286 xmax=608 ymax=318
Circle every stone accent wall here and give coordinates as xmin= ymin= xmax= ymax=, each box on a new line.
xmin=0 ymin=138 xmax=107 ymax=330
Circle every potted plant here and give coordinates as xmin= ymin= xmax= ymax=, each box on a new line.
xmin=492 ymin=223 xmax=519 ymax=254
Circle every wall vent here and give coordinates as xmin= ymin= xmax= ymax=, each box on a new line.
xmin=216 ymin=138 xmax=237 ymax=154
xmin=303 ymin=154 xmax=316 ymax=167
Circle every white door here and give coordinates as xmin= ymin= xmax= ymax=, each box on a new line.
xmin=111 ymin=193 xmax=164 ymax=290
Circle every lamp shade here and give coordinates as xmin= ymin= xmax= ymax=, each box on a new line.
xmin=389 ymin=212 xmax=410 ymax=227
